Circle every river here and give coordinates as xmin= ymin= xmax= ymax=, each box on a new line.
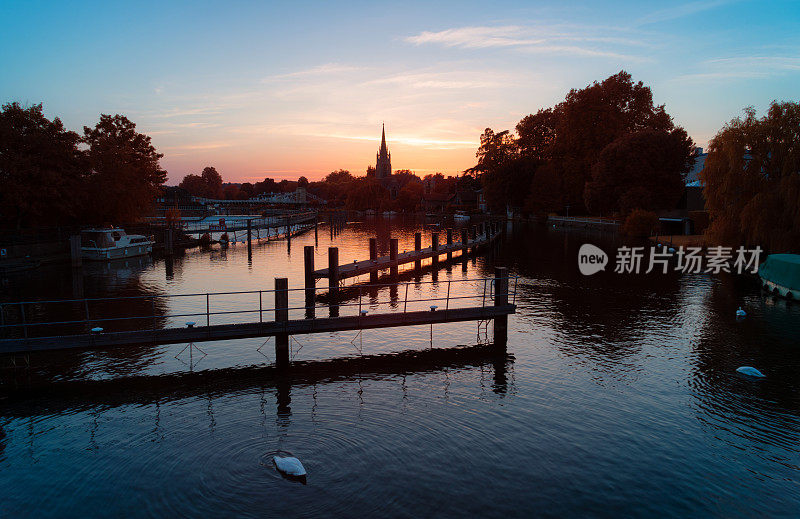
xmin=0 ymin=217 xmax=798 ymax=517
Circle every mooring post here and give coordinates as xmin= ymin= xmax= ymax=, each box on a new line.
xmin=431 ymin=232 xmax=439 ymax=266
xmin=446 ymin=228 xmax=453 ymax=261
xmin=369 ymin=237 xmax=378 ymax=283
xmin=493 ymin=267 xmax=508 ymax=348
xmin=304 ymin=245 xmax=315 ymax=318
xmin=247 ymin=219 xmax=252 ymax=245
xmin=164 ymin=228 xmax=174 ymax=256
xmin=414 ymin=232 xmax=422 ymax=272
xmin=69 ymin=235 xmax=82 ymax=268
xmin=329 ymin=246 xmax=339 ymax=317
xmin=471 ymin=226 xmax=478 ymax=252
xmin=461 ymin=228 xmax=468 ymax=257
xmin=275 ymin=277 xmax=290 ymax=369
xmin=390 ymin=238 xmax=399 ymax=278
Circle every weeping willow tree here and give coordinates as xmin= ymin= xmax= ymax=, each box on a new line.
xmin=701 ymin=101 xmax=800 ymax=252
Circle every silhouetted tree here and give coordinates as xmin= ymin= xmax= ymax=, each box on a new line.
xmin=0 ymin=102 xmax=87 ymax=229
xmin=200 ymin=166 xmax=223 ymax=199
xmin=83 ymin=114 xmax=166 ymax=224
xmin=471 ymin=71 xmax=690 ymax=216
xmin=552 ymin=71 xmax=676 ymax=212
xmin=702 ymin=102 xmax=800 ymax=251
xmin=584 ymin=129 xmax=695 ymax=214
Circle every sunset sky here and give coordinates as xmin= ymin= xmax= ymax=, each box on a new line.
xmin=1 ymin=0 xmax=799 ymax=184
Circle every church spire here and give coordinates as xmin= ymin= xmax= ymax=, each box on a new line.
xmin=376 ymin=123 xmax=391 ymax=180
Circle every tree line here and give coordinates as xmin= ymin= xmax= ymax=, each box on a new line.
xmin=469 ymin=71 xmax=697 ymax=217
xmin=0 ymin=102 xmax=166 ymax=230
xmin=177 ymin=165 xmax=479 ymax=213
xmin=701 ymin=101 xmax=800 ymax=252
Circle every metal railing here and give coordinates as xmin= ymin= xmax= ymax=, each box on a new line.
xmin=160 ymin=211 xmax=317 ymax=234
xmin=0 ymin=275 xmax=518 ymax=341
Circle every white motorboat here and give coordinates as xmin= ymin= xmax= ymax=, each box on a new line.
xmin=81 ymin=228 xmax=154 ymax=261
xmin=453 ymin=211 xmax=470 ymax=221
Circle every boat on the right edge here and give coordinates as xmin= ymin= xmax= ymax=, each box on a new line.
xmin=759 ymin=254 xmax=800 ymax=300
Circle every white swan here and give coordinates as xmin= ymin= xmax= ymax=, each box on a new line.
xmin=736 ymin=366 xmax=765 ymax=378
xmin=273 ymin=456 xmax=307 ymax=477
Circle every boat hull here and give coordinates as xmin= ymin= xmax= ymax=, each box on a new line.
xmin=82 ymin=244 xmax=153 ymax=261
xmin=758 ymin=254 xmax=800 ymax=300
xmin=760 ymin=276 xmax=800 ymax=300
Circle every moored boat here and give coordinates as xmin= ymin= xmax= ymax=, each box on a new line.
xmin=759 ymin=254 xmax=800 ymax=300
xmin=81 ymin=228 xmax=154 ymax=261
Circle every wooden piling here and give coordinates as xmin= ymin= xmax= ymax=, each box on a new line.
xmin=414 ymin=232 xmax=422 ymax=272
xmin=431 ymin=232 xmax=439 ymax=266
xmin=493 ymin=267 xmax=508 ymax=348
xmin=304 ymin=246 xmax=315 ymax=318
xmin=470 ymin=226 xmax=477 ymax=253
xmin=390 ymin=238 xmax=399 ymax=278
xmin=328 ymin=247 xmax=339 ymax=291
xmin=328 ymin=246 xmax=339 ymax=317
xmin=461 ymin=229 xmax=468 ymax=257
xmin=69 ymin=235 xmax=82 ymax=268
xmin=369 ymin=238 xmax=378 ymax=283
xmin=275 ymin=277 xmax=289 ymax=368
xmin=446 ymin=228 xmax=453 ymax=261
xmin=164 ymin=228 xmax=174 ymax=256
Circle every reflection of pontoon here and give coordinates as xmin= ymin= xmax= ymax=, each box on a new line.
xmin=81 ymin=228 xmax=154 ymax=261
xmin=759 ymin=254 xmax=800 ymax=300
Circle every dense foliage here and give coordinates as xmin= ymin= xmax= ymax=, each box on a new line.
xmin=0 ymin=103 xmax=87 ymax=229
xmin=470 ymin=71 xmax=695 ymax=217
xmin=0 ymin=103 xmax=166 ymax=229
xmin=701 ymin=102 xmax=800 ymax=252
xmin=83 ymin=114 xmax=167 ymax=224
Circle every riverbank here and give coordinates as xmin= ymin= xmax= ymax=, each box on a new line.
xmin=649 ymin=234 xmax=708 ymax=248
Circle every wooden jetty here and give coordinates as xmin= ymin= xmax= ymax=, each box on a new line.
xmin=305 ymin=220 xmax=503 ymax=293
xmin=0 ymin=268 xmax=516 ymax=369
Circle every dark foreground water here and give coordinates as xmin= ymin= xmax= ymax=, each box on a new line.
xmin=1 ymin=218 xmax=799 ymax=517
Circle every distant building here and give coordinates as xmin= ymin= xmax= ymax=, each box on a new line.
xmin=376 ymin=123 xmax=391 ymax=180
xmin=685 ymin=147 xmax=707 ymax=186
xmin=662 ymin=147 xmax=709 ymax=235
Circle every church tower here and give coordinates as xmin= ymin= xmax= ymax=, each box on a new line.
xmin=375 ymin=123 xmax=391 ymax=180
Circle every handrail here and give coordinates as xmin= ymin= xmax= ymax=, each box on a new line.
xmin=0 ymin=276 xmax=519 ymax=339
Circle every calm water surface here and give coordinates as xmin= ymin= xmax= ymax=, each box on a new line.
xmin=1 ymin=218 xmax=799 ymax=517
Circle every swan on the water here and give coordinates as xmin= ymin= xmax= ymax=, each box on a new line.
xmin=736 ymin=366 xmax=765 ymax=378
xmin=273 ymin=456 xmax=307 ymax=477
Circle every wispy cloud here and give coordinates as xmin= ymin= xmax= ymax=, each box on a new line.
xmin=406 ymin=26 xmax=543 ymax=48
xmin=636 ymin=0 xmax=737 ymax=25
xmin=163 ymin=141 xmax=235 ymax=151
xmin=265 ymin=63 xmax=369 ymax=81
xmin=364 ymin=72 xmax=500 ymax=89
xmin=404 ymin=25 xmax=650 ymax=60
xmin=674 ymin=56 xmax=800 ymax=82
xmin=147 ymin=107 xmax=224 ymax=119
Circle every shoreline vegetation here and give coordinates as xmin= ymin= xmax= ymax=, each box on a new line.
xmin=1 ymin=71 xmax=798 ymax=253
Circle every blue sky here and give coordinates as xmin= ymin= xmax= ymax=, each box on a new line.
xmin=1 ymin=0 xmax=798 ymax=182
